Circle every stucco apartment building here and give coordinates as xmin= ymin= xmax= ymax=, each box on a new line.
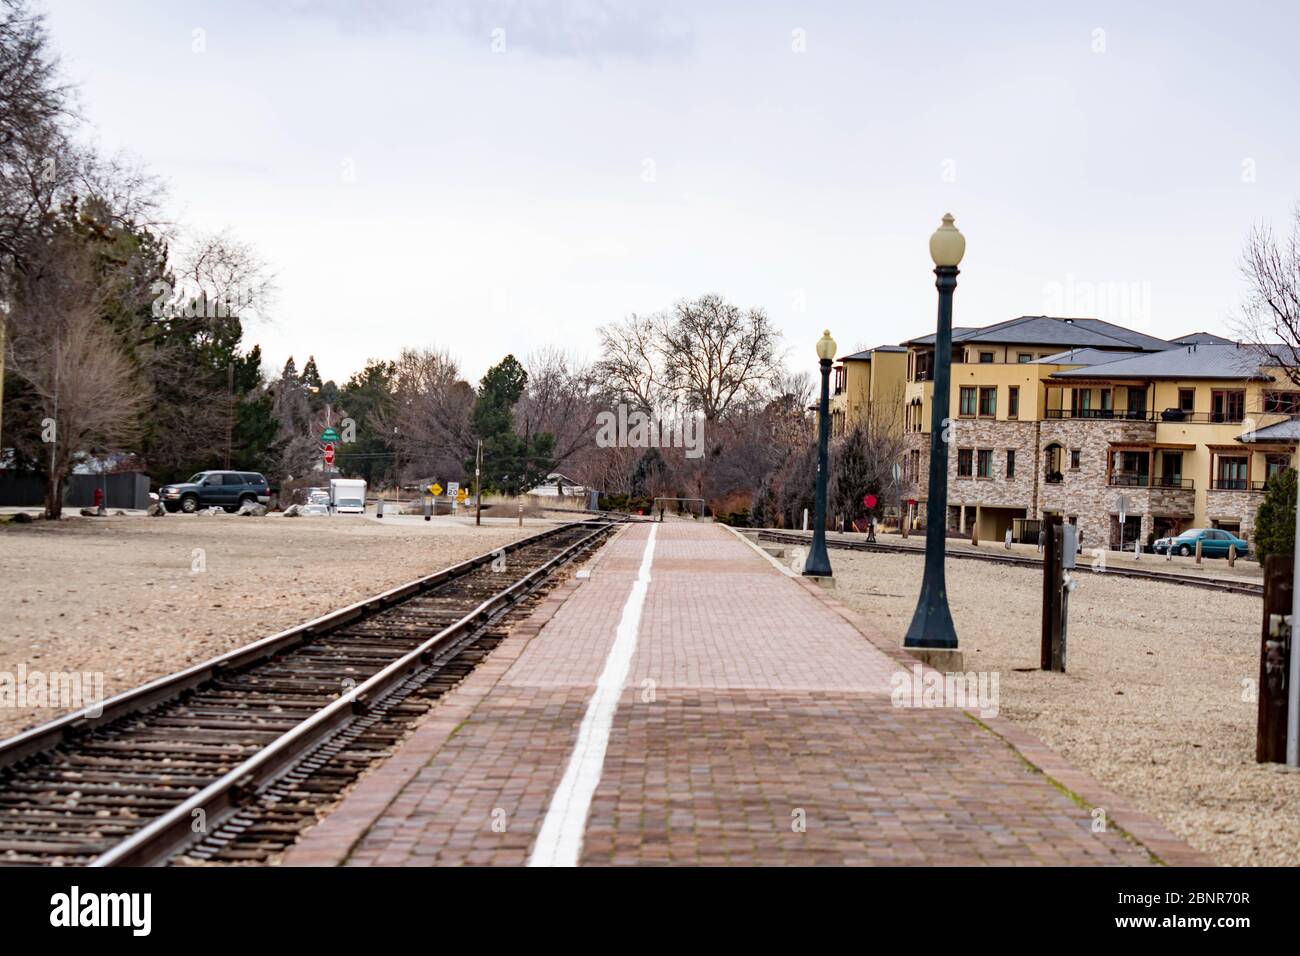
xmin=834 ymin=315 xmax=1299 ymax=550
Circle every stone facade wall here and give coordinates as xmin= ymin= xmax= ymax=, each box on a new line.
xmin=1037 ymin=420 xmax=1157 ymax=547
xmin=1205 ymin=489 xmax=1266 ymax=538
xmin=900 ymin=416 xmax=1261 ymax=547
xmin=946 ymin=419 xmax=1039 ymax=513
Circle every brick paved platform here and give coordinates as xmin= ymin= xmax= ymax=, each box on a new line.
xmin=285 ymin=521 xmax=1208 ymax=867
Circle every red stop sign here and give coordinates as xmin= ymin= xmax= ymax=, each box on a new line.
xmin=863 ymin=494 xmax=877 ymax=510
xmin=323 ymin=443 xmax=335 ymax=466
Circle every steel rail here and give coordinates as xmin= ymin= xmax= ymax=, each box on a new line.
xmin=86 ymin=520 xmax=614 ymax=866
xmin=753 ymin=529 xmax=1264 ymax=596
xmin=0 ymin=519 xmax=611 ymax=773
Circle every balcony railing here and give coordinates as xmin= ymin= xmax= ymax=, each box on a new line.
xmin=1108 ymin=474 xmax=1194 ymax=489
xmin=1043 ymin=407 xmax=1251 ymax=424
xmin=1157 ymin=409 xmax=1246 ymax=424
xmin=1209 ymin=478 xmax=1266 ymax=491
xmin=1044 ymin=408 xmax=1155 ymax=421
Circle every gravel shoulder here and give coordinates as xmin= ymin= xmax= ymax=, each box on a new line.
xmin=0 ymin=513 xmax=549 ymax=740
xmin=828 ymin=547 xmax=1299 ymax=867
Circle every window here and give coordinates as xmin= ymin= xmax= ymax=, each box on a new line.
xmin=1006 ymin=449 xmax=1016 ymax=479
xmin=1017 ymin=353 xmax=1034 ymax=364
xmin=1216 ymin=456 xmax=1247 ymax=489
xmin=1267 ymin=454 xmax=1291 ymax=479
xmin=959 ymin=386 xmax=976 ymax=416
xmin=222 ymin=473 xmax=244 ymax=485
xmin=979 ymin=351 xmax=995 ymax=364
xmin=914 ymin=351 xmax=933 ymax=382
xmin=1070 ymin=449 xmax=1081 ymax=470
xmin=1264 ymin=391 xmax=1300 ymax=414
xmin=1178 ymin=388 xmax=1195 ymax=413
xmin=1044 ymin=443 xmax=1063 ymax=482
xmin=977 ymin=449 xmax=993 ymax=478
xmin=833 ymin=366 xmax=845 ymax=395
xmin=1127 ymin=387 xmax=1147 ymax=419
xmin=1211 ymin=389 xmax=1246 ymax=423
xmin=1073 ymin=389 xmax=1093 ymax=416
xmin=910 ymin=449 xmax=921 ymax=480
xmin=957 ymin=448 xmax=973 ymax=477
xmin=978 ymin=386 xmax=997 ymax=418
xmin=1008 ymin=386 xmax=1020 ymax=419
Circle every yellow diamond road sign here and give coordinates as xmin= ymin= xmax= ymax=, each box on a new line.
xmin=429 ymin=483 xmax=443 ymax=497
xmin=456 ymin=488 xmax=468 ymax=502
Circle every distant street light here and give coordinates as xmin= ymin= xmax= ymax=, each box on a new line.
xmin=803 ymin=329 xmax=837 ymax=578
xmin=904 ymin=213 xmax=965 ymax=650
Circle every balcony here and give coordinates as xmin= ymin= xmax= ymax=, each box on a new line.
xmin=1044 ymin=408 xmax=1155 ymax=421
xmin=1209 ymin=478 xmax=1266 ymax=492
xmin=1108 ymin=474 xmax=1194 ymax=489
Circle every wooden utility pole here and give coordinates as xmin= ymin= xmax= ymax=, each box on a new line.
xmin=1257 ymin=555 xmax=1293 ymax=763
xmin=1040 ymin=517 xmax=1068 ymax=672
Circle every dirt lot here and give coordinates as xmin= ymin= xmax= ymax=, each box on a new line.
xmin=0 ymin=513 xmax=546 ymax=739
xmin=829 ymin=547 xmax=1300 ymax=866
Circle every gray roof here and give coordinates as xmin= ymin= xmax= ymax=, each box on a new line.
xmin=903 ymin=327 xmax=979 ymax=346
xmin=1172 ymin=331 xmax=1236 ymax=346
xmin=1034 ymin=347 xmax=1144 ymax=366
xmin=1051 ymin=343 xmax=1281 ymax=381
xmin=838 ymin=344 xmax=907 ymax=361
xmin=904 ymin=316 xmax=1169 ymax=351
xmin=1238 ymin=419 xmax=1300 ymax=443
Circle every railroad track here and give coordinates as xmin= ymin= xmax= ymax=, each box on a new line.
xmin=753 ymin=529 xmax=1264 ymax=596
xmin=0 ymin=519 xmax=619 ymax=867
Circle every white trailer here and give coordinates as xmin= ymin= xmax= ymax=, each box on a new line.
xmin=329 ymin=478 xmax=367 ymax=514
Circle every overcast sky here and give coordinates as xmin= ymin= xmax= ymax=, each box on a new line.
xmin=43 ymin=0 xmax=1300 ymax=385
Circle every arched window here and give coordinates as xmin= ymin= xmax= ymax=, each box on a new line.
xmin=1044 ymin=443 xmax=1063 ymax=483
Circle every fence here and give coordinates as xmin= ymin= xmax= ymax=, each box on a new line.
xmin=0 ymin=471 xmax=152 ymax=510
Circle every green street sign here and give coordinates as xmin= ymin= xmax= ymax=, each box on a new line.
xmin=320 ymin=427 xmax=341 ymax=443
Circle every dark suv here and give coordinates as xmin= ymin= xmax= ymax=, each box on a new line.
xmin=159 ymin=471 xmax=271 ymax=513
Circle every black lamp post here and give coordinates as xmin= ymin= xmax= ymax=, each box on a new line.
xmin=804 ymin=329 xmax=837 ymax=578
xmin=904 ymin=214 xmax=965 ymax=649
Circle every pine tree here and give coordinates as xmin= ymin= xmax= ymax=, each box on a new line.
xmin=469 ymin=355 xmax=554 ymax=495
xmin=1254 ymin=467 xmax=1296 ymax=561
xmin=300 ymin=355 xmax=323 ymax=390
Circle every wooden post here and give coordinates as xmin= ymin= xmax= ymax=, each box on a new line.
xmin=1258 ymin=555 xmax=1293 ymax=763
xmin=1228 ymin=543 xmax=1237 ymax=567
xmin=970 ymin=521 xmax=978 ymax=546
xmin=1195 ymin=539 xmax=1203 ymax=564
xmin=1041 ymin=518 xmax=1063 ymax=671
xmin=901 ymin=501 xmax=909 ymax=539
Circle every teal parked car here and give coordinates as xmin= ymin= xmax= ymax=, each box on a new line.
xmin=1152 ymin=528 xmax=1250 ymax=558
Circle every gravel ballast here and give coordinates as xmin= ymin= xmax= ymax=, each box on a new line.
xmin=0 ymin=514 xmax=547 ymax=740
xmin=828 ymin=547 xmax=1299 ymax=866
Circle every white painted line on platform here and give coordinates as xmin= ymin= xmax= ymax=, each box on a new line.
xmin=528 ymin=523 xmax=657 ymax=867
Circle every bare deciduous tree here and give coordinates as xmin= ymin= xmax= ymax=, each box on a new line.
xmin=829 ymin=387 xmax=907 ymax=528
xmin=659 ymin=294 xmax=783 ymax=421
xmin=595 ymin=294 xmax=784 ymax=422
xmin=518 ymin=346 xmax=599 ymax=470
xmin=1237 ymin=205 xmax=1300 ymax=382
xmin=5 ymin=234 xmax=145 ymax=516
xmin=594 ymin=312 xmax=660 ymax=410
xmin=376 ymin=348 xmax=475 ymax=483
